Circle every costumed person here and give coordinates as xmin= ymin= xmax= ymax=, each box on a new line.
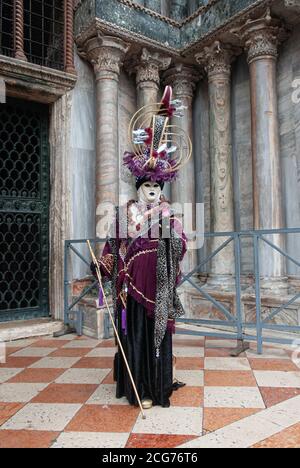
xmin=91 ymin=86 xmax=193 ymax=409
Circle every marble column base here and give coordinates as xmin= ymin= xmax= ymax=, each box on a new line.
xmin=204 ymin=274 xmax=236 ymax=291
xmin=260 ymin=276 xmax=289 ymax=295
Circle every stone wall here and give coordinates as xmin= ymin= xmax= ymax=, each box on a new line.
xmin=193 ymin=25 xmax=300 ymax=276
xmin=67 ymin=26 xmax=300 ymax=280
xmin=118 ymin=70 xmax=137 ymax=205
xmin=278 ymin=27 xmax=300 ymax=276
xmin=69 ymin=52 xmax=96 ymax=280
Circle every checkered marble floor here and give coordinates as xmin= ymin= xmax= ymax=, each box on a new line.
xmin=1 ymin=333 xmax=300 ymax=448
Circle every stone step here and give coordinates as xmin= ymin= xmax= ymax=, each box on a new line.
xmin=0 ymin=318 xmax=64 ymax=343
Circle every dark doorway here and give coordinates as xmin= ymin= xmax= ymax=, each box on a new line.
xmin=0 ymin=97 xmax=50 ymax=322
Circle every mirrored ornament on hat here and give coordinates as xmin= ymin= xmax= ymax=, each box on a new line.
xmin=123 ymin=86 xmax=192 ymax=185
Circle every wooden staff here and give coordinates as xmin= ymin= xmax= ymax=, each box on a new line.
xmin=87 ymin=240 xmax=146 ymax=420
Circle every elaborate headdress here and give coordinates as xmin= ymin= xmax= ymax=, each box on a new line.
xmin=124 ymin=86 xmax=192 ymax=186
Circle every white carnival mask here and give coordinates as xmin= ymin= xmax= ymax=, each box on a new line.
xmin=137 ymin=181 xmax=162 ymax=205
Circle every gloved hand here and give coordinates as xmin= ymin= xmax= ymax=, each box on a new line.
xmin=90 ymin=261 xmax=97 ymax=277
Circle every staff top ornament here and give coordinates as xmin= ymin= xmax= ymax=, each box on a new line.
xmin=123 ymin=86 xmax=192 ymax=185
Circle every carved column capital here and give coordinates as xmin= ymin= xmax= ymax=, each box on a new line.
xmin=134 ymin=48 xmax=171 ymax=87
xmin=78 ymin=35 xmax=130 ymax=80
xmin=195 ymin=41 xmax=240 ymax=81
xmin=164 ymin=64 xmax=200 ymax=99
xmin=239 ymin=10 xmax=285 ymax=64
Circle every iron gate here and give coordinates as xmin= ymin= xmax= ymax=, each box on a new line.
xmin=0 ymin=97 xmax=50 ymax=322
xmin=64 ymin=229 xmax=300 ymax=354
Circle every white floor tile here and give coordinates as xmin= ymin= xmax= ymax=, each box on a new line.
xmin=205 ymin=357 xmax=251 ymax=371
xmin=55 ymin=368 xmax=111 ymax=385
xmin=0 ymin=368 xmax=23 ymax=384
xmin=5 ymin=339 xmax=37 ymax=348
xmin=178 ymin=395 xmax=300 ymax=449
xmin=0 ymin=383 xmax=48 ymax=402
xmin=246 ymin=348 xmax=290 ymax=359
xmin=1 ymin=403 xmax=82 ymax=431
xmin=175 ymin=370 xmax=204 ymax=387
xmin=204 ymin=386 xmax=266 ymax=409
xmin=173 ymin=347 xmax=204 ymax=358
xmin=29 ymin=357 xmax=81 ymax=369
xmin=87 ymin=384 xmax=128 ymax=406
xmin=86 ymin=348 xmax=117 ymax=357
xmin=254 ymin=371 xmax=300 ymax=388
xmin=206 ymin=340 xmax=238 ymax=349
xmin=63 ymin=340 xmax=99 ymax=349
xmin=51 ymin=431 xmax=129 ymax=448
xmin=11 ymin=348 xmax=54 ymax=357
xmin=133 ymin=406 xmax=203 ymax=436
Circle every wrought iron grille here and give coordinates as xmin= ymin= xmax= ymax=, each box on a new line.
xmin=23 ymin=0 xmax=65 ymax=70
xmin=0 ymin=98 xmax=49 ymax=322
xmin=0 ymin=213 xmax=41 ymax=311
xmin=0 ymin=0 xmax=14 ymax=57
xmin=0 ymin=104 xmax=41 ymax=198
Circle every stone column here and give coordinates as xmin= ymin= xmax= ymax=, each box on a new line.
xmin=240 ymin=12 xmax=287 ymax=288
xmin=135 ymin=48 xmax=171 ymax=108
xmin=164 ymin=64 xmax=199 ymax=273
xmin=15 ymin=0 xmax=27 ymax=61
xmin=196 ymin=41 xmax=237 ymax=287
xmin=81 ymin=35 xmax=129 ymax=236
xmin=64 ymin=0 xmax=76 ymax=74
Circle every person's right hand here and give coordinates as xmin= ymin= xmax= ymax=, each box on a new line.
xmin=90 ymin=261 xmax=97 ymax=277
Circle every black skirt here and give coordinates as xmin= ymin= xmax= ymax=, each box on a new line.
xmin=113 ymin=294 xmax=173 ymax=408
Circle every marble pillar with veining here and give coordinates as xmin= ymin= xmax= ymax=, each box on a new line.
xmin=80 ymin=35 xmax=129 ymax=237
xmin=196 ymin=42 xmax=236 ymax=284
xmin=241 ymin=12 xmax=287 ymax=286
xmin=164 ymin=64 xmax=199 ymax=273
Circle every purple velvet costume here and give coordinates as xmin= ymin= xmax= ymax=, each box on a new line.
xmin=97 ymin=201 xmax=187 ymax=408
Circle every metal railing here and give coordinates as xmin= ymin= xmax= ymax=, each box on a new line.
xmin=64 ymin=228 xmax=300 ymax=354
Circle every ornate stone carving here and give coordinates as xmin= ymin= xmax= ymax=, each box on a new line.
xmin=239 ymin=9 xmax=284 ymax=64
xmin=0 ymin=55 xmax=77 ymax=103
xmin=134 ymin=48 xmax=171 ymax=86
xmin=195 ymin=41 xmax=240 ymax=81
xmin=196 ymin=42 xmax=235 ymax=276
xmin=210 ymin=78 xmax=233 ymax=225
xmin=164 ymin=63 xmax=200 ymax=99
xmin=79 ymin=35 xmax=130 ymax=78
